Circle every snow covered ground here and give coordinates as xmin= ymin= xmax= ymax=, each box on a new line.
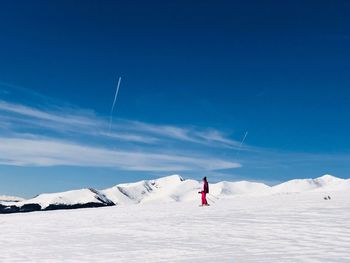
xmin=1 ymin=180 xmax=349 ymax=262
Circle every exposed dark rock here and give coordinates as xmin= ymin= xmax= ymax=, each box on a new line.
xmin=88 ymin=188 xmax=114 ymax=205
xmin=0 ymin=204 xmax=20 ymax=214
xmin=0 ymin=201 xmax=115 ymax=214
xmin=0 ymin=203 xmax=41 ymax=214
xmin=20 ymin=204 xmax=42 ymax=212
xmin=117 ymin=186 xmax=133 ymax=199
xmin=44 ymin=202 xmax=114 ymax=211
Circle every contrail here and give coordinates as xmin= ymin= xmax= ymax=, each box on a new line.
xmin=109 ymin=77 xmax=122 ymax=132
xmin=235 ymin=131 xmax=248 ymax=157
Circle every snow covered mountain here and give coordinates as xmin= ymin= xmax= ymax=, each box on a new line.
xmin=103 ymin=175 xmax=199 ymax=204
xmin=270 ymin=174 xmax=347 ymax=193
xmin=102 ymin=174 xmax=271 ymax=205
xmin=0 ymin=195 xmax=24 ymax=203
xmin=0 ymin=188 xmax=114 ymax=213
xmin=1 ymin=174 xmax=349 ymax=214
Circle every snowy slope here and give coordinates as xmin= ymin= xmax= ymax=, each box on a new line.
xmin=1 ymin=190 xmax=349 ymax=262
xmin=0 ymin=195 xmax=24 ymax=202
xmin=102 ymin=174 xmax=271 ymax=204
xmin=0 ymin=188 xmax=114 ymax=213
xmin=210 ymin=180 xmax=271 ymax=196
xmin=1 ymin=174 xmax=349 ymax=214
xmin=20 ymin=188 xmax=114 ymax=209
xmin=271 ymin=174 xmax=347 ymax=193
xmin=103 ymin=175 xmax=199 ymax=204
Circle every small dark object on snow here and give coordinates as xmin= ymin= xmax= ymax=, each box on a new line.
xmin=323 ymin=196 xmax=331 ymax=200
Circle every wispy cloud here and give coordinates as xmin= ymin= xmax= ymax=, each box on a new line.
xmin=2 ymin=85 xmax=344 ymax=179
xmin=99 ymin=131 xmax=160 ymax=144
xmin=0 ymin=100 xmax=97 ymax=128
xmin=125 ymin=120 xmax=242 ymax=148
xmin=0 ymin=93 xmax=243 ymax=172
xmin=0 ymin=137 xmax=240 ymax=171
xmin=0 ymin=99 xmax=246 ymax=150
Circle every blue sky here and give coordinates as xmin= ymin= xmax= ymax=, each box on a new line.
xmin=0 ymin=1 xmax=350 ymax=197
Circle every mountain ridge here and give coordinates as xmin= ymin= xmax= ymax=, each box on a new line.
xmin=1 ymin=174 xmax=348 ymax=214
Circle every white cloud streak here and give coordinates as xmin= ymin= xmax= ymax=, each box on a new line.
xmin=0 ymin=138 xmax=240 ymax=171
xmin=0 ymin=99 xmax=244 ymax=171
xmin=0 ymin=100 xmax=246 ymax=150
xmin=121 ymin=120 xmax=242 ymax=148
xmin=0 ymin=100 xmax=96 ymax=127
xmin=1 ymin=95 xmax=348 ymax=176
xmin=2 ymin=82 xmax=349 ymax=180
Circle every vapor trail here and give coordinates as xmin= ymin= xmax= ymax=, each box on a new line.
xmin=109 ymin=77 xmax=122 ymax=131
xmin=235 ymin=131 xmax=248 ymax=157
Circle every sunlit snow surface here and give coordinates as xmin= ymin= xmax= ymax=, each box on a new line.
xmin=1 ymin=189 xmax=349 ymax=262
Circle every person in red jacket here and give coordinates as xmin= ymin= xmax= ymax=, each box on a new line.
xmin=199 ymin=177 xmax=209 ymax=206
